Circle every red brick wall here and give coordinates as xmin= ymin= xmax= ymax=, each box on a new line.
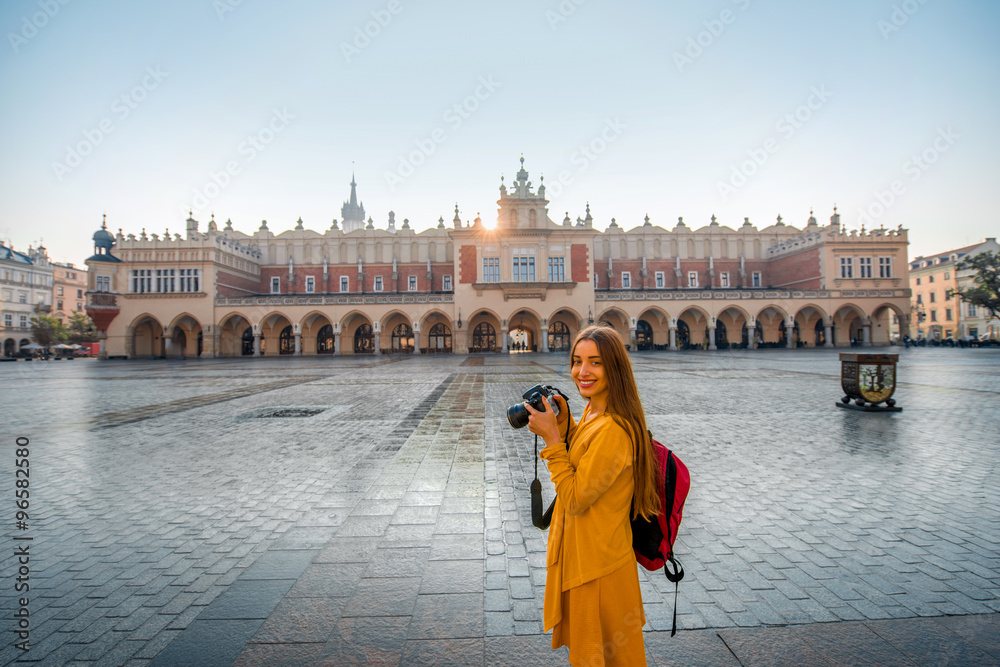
xmin=768 ymin=248 xmax=821 ymax=289
xmin=216 ymin=271 xmax=259 ymax=297
xmin=571 ymin=244 xmax=589 ymax=283
xmin=459 ymin=245 xmax=477 ymax=284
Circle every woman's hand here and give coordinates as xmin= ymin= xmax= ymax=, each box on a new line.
xmin=525 ymin=396 xmax=564 ymax=447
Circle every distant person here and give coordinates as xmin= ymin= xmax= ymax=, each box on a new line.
xmin=525 ymin=325 xmax=657 ymax=666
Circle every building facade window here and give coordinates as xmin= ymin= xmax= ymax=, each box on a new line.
xmin=512 ymin=256 xmax=535 ymax=282
xmin=752 ymin=272 xmax=761 ymax=288
xmin=155 ymin=269 xmax=176 ymax=293
xmin=930 ymin=310 xmax=938 ymax=322
xmin=622 ymin=272 xmax=631 ymax=289
xmin=483 ymin=258 xmax=500 ymax=283
xmin=442 ymin=275 xmax=452 ymax=291
xmin=929 ymin=274 xmax=935 ymax=283
xmin=57 ymin=300 xmax=63 ymax=310
xmin=916 ymin=277 xmax=921 ymax=285
xmin=930 ymin=292 xmax=936 ymax=303
xmin=655 ymin=271 xmax=664 ymax=289
xmin=96 ymin=276 xmax=110 ymax=291
xmin=593 ymin=273 xmax=599 ymax=288
xmin=76 ymin=303 xmax=82 ymax=311
xmin=4 ymin=314 xmax=11 ymax=327
xmin=305 ymin=276 xmax=315 ymax=293
xmin=340 ymin=276 xmax=349 ymax=292
xmin=547 ymin=257 xmax=565 ymax=282
xmin=687 ymin=271 xmax=698 ymax=288
xmin=944 ymin=271 xmax=950 ymax=280
xmin=57 ymin=286 xmax=63 ymax=296
xmin=179 ymin=269 xmax=199 ymax=292
xmin=840 ymin=257 xmax=853 ymax=278
xmin=19 ymin=315 xmax=28 ymax=328
xmin=879 ymin=257 xmax=893 ymax=278
xmin=968 ymin=303 xmax=977 ymax=318
xmin=946 ymin=308 xmax=953 ymax=321
xmin=374 ymin=276 xmax=383 ymax=292
xmin=859 ymin=257 xmax=872 ymax=278
xmin=720 ymin=272 xmax=730 ymax=288
xmin=18 ymin=293 xmax=27 ymax=303
xmin=408 ymin=276 xmax=417 ymax=291
xmin=916 ymin=294 xmax=923 ymax=304
xmin=270 ymin=277 xmax=280 ymax=293
xmin=77 ymin=289 xmax=83 ymax=298
xmin=131 ymin=270 xmax=152 ymax=293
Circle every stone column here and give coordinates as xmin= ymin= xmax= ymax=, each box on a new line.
xmin=824 ymin=318 xmax=834 ymax=348
xmin=253 ymin=328 xmax=261 ymax=357
xmin=629 ymin=325 xmax=638 ymax=351
xmin=414 ymin=331 xmax=421 ymax=355
xmin=333 ymin=332 xmax=341 ymax=356
xmin=668 ymin=322 xmax=677 ymax=351
xmin=541 ymin=319 xmax=549 ymax=353
xmin=163 ymin=336 xmax=172 ymax=358
xmin=708 ymin=326 xmax=717 ymax=351
xmin=862 ymin=320 xmax=872 ymax=347
xmin=98 ymin=331 xmax=107 ymax=360
xmin=786 ymin=317 xmax=795 ymax=349
xmin=747 ymin=320 xmax=757 ymax=350
xmin=374 ymin=333 xmax=381 ymax=355
xmin=294 ymin=333 xmax=302 ymax=355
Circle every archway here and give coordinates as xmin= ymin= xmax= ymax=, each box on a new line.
xmin=676 ymin=320 xmax=690 ymax=349
xmin=636 ymin=320 xmax=653 ymax=351
xmin=279 ymin=326 xmax=294 ymax=355
xmin=354 ymin=323 xmax=374 ymax=353
xmin=242 ymin=327 xmax=254 ymax=356
xmin=715 ymin=320 xmax=728 ymax=348
xmin=428 ymin=323 xmax=452 ymax=353
xmin=548 ymin=321 xmax=572 ymax=352
xmin=4 ymin=339 xmax=15 ymax=357
xmin=317 ymin=324 xmax=334 ymax=354
xmin=472 ymin=322 xmax=496 ymax=352
xmin=131 ymin=316 xmax=164 ymax=358
xmin=814 ymin=320 xmax=826 ymax=347
xmin=392 ymin=323 xmax=415 ymax=352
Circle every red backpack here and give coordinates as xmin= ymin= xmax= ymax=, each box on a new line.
xmin=631 ymin=436 xmax=690 ymax=636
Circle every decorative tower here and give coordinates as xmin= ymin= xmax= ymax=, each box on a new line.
xmin=341 ymin=170 xmax=366 ymax=233
xmin=84 ymin=215 xmax=121 ymax=359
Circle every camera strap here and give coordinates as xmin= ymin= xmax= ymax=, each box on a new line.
xmin=531 ymin=396 xmax=570 ymax=530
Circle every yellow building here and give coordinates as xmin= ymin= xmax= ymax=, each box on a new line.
xmin=909 ymin=238 xmax=999 ymax=342
xmin=86 ymin=161 xmax=912 ymax=359
xmin=51 ymin=262 xmax=88 ymax=323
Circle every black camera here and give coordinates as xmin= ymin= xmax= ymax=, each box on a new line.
xmin=507 ymin=384 xmax=561 ymax=429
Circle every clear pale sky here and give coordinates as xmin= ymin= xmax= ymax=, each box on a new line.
xmin=2 ymin=0 xmax=997 ymax=267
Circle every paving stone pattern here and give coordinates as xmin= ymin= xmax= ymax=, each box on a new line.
xmin=0 ymin=348 xmax=998 ymax=665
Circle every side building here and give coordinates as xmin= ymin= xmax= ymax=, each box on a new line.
xmin=909 ymin=237 xmax=1000 ymax=342
xmin=52 ymin=262 xmax=88 ymax=323
xmin=1 ymin=243 xmax=54 ymax=356
xmin=85 ymin=161 xmax=911 ymax=359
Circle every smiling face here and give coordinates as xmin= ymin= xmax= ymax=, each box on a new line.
xmin=571 ymin=339 xmax=610 ymax=408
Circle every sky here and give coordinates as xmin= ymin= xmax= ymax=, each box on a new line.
xmin=1 ymin=0 xmax=998 ymax=267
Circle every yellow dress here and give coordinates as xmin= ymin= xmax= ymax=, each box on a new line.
xmin=539 ymin=405 xmax=647 ymax=667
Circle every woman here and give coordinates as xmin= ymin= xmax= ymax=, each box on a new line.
xmin=525 ymin=324 xmax=659 ymax=666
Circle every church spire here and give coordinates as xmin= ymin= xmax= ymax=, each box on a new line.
xmin=341 ymin=166 xmax=366 ymax=233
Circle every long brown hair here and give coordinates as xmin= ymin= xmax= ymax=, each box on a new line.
xmin=570 ymin=324 xmax=659 ymax=520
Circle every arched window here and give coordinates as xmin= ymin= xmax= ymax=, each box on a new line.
xmin=429 ymin=323 xmax=452 ymax=352
xmin=636 ymin=320 xmax=653 ymax=351
xmin=392 ymin=323 xmax=414 ymax=352
xmin=241 ymin=327 xmax=253 ymax=356
xmin=472 ymin=322 xmax=496 ymax=352
xmin=354 ymin=323 xmax=374 ymax=353
xmin=814 ymin=319 xmax=826 ymax=347
xmin=317 ymin=324 xmax=334 ymax=353
xmin=279 ymin=325 xmax=294 ymax=355
xmin=548 ymin=321 xmax=571 ymax=352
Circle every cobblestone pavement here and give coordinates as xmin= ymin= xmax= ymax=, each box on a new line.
xmin=0 ymin=348 xmax=998 ymax=665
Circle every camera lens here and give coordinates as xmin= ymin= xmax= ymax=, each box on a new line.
xmin=507 ymin=403 xmax=529 ymax=429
